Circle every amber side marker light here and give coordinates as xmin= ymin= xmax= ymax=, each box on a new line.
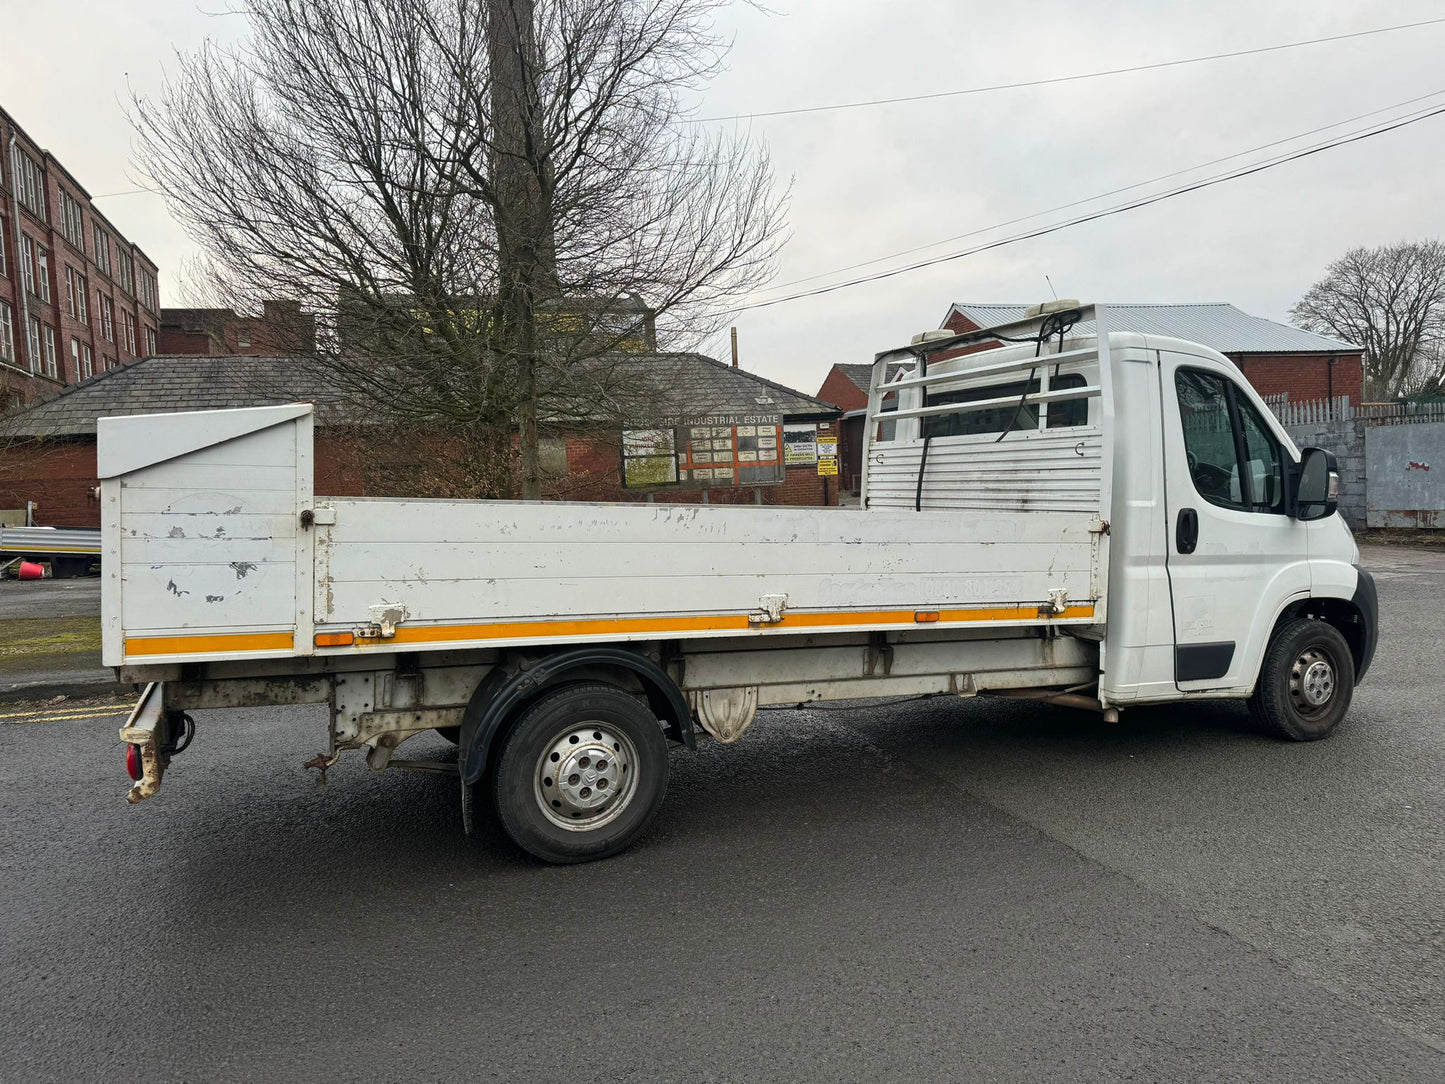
xmin=914 ymin=611 xmax=940 ymax=623
xmin=315 ymin=631 xmax=356 ymax=647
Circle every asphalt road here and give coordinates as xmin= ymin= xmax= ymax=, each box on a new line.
xmin=0 ymin=544 xmax=1440 ymax=1081
xmin=0 ymin=575 xmax=101 ymax=619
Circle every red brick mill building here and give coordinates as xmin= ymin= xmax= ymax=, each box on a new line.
xmin=1 ymin=106 xmax=161 ymax=409
xmin=0 ymin=351 xmax=841 ymax=527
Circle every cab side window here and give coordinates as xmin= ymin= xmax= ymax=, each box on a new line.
xmin=1175 ymin=369 xmax=1287 ymax=514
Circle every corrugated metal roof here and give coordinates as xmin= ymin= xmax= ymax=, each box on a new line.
xmin=946 ymin=303 xmax=1358 ymax=354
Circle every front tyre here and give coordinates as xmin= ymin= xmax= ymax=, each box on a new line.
xmin=491 ymin=683 xmax=669 ymax=864
xmin=1249 ymin=618 xmax=1355 ymax=741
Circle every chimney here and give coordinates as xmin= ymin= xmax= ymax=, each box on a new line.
xmin=730 ymin=326 xmax=739 ymax=368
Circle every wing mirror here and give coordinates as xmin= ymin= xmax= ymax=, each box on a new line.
xmin=1295 ymin=446 xmax=1339 ymax=521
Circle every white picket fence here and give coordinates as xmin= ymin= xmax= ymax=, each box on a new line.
xmin=1263 ymin=395 xmax=1445 ymax=428
xmin=1265 ymin=395 xmax=1355 ymax=426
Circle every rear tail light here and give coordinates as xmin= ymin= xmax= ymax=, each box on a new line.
xmin=125 ymin=743 xmax=144 ymax=781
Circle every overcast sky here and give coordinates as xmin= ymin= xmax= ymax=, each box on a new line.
xmin=4 ymin=0 xmax=1444 ymax=397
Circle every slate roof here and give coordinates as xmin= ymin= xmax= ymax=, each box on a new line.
xmin=618 ymin=352 xmax=840 ymax=419
xmin=945 ymin=303 xmax=1359 ymax=354
xmin=4 ymin=351 xmax=838 ymax=439
xmin=3 ymin=355 xmax=348 ymax=438
xmin=835 ymin=361 xmax=907 ymax=396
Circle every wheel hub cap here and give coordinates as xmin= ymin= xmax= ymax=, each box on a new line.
xmin=535 ymin=725 xmax=638 ymax=831
xmin=1291 ymin=649 xmax=1335 ymax=709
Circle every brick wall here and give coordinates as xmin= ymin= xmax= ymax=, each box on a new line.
xmin=818 ymin=367 xmax=867 ymax=413
xmin=0 ymin=438 xmax=101 ymax=526
xmin=1278 ymin=417 xmax=1366 ymax=528
xmin=1231 ymin=353 xmax=1364 ymax=406
xmin=0 ymin=425 xmax=838 ymax=527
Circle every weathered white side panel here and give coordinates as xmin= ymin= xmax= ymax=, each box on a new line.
xmin=102 ymin=406 xmax=314 ymax=666
xmin=315 ymin=498 xmax=1100 ymax=647
xmin=867 ymin=428 xmax=1104 ymax=514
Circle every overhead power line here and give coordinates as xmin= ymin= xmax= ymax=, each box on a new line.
xmin=694 ymin=16 xmax=1445 ymax=124
xmin=736 ymin=98 xmax=1445 ymax=312
xmin=764 ymin=87 xmax=1445 ymax=293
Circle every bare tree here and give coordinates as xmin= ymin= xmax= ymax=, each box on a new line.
xmin=130 ymin=0 xmax=787 ymax=498
xmin=1291 ymin=240 xmax=1445 ymax=399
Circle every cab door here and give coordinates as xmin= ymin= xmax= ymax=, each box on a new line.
xmin=1162 ymin=356 xmax=1310 ymax=691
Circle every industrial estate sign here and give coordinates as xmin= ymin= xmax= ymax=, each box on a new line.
xmin=622 ymin=413 xmax=786 ymax=489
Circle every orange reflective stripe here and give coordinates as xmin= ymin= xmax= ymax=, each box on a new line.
xmin=349 ymin=603 xmax=1096 ymax=647
xmin=125 ymin=631 xmax=294 ymax=656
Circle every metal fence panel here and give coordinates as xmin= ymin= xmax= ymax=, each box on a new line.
xmin=1365 ymin=421 xmax=1445 ymax=528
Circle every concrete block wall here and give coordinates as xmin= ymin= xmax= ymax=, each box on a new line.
xmin=1280 ymin=417 xmax=1366 ymax=528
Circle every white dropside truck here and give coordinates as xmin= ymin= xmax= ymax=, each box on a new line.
xmin=103 ymin=304 xmax=1376 ymax=863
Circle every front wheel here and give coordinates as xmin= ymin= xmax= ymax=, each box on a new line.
xmin=1249 ymin=618 xmax=1355 ymax=741
xmin=491 ymin=683 xmax=669 ymax=863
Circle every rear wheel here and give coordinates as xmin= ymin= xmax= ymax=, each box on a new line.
xmin=1249 ymin=618 xmax=1355 ymax=741
xmin=491 ymin=682 xmax=669 ymax=863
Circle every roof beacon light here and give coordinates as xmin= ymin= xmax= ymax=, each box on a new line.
xmin=1025 ymin=298 xmax=1083 ymax=319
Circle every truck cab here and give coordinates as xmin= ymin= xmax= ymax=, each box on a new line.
xmin=863 ymin=303 xmax=1375 ymax=736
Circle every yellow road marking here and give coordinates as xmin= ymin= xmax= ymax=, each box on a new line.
xmin=0 ymin=708 xmax=130 ymax=722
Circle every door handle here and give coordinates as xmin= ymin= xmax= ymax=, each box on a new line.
xmin=1176 ymin=508 xmax=1199 ymax=554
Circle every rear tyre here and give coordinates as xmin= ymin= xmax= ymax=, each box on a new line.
xmin=491 ymin=682 xmax=669 ymax=864
xmin=1248 ymin=618 xmax=1354 ymax=741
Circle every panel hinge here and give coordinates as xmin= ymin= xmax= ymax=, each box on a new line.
xmin=357 ymin=602 xmax=410 ymax=639
xmin=748 ymin=593 xmax=789 ymax=626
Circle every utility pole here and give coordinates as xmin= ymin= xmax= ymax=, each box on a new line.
xmin=488 ymin=0 xmax=557 ymax=499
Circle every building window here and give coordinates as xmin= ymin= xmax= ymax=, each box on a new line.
xmin=64 ymin=267 xmax=89 ymax=322
xmin=9 ymin=144 xmax=45 ymax=219
xmin=102 ymin=354 xmax=115 ymax=371
xmin=35 ymin=246 xmax=50 ymax=302
xmin=144 ymin=325 xmax=156 ymax=354
xmin=80 ymin=343 xmax=93 ymax=380
xmin=137 ymin=269 xmax=158 ymax=312
xmin=116 ymin=250 xmax=134 ymax=294
xmin=0 ymin=301 xmax=13 ymax=363
xmin=0 ymin=220 xmax=6 ymax=278
xmin=42 ymin=324 xmax=57 ymax=378
xmin=70 ymin=338 xmax=80 ymax=381
xmin=26 ymin=316 xmax=40 ymax=372
xmin=100 ymin=294 xmax=114 ymax=341
xmin=60 ymin=190 xmax=85 ymax=251
xmin=20 ymin=236 xmax=35 ymax=295
xmin=93 ymin=223 xmax=111 ymax=275
xmin=122 ymin=309 xmax=136 ymax=355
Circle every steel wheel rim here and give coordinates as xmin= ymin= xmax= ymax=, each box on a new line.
xmin=1289 ymin=647 xmax=1336 ymax=715
xmin=534 ymin=722 xmax=640 ymax=832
